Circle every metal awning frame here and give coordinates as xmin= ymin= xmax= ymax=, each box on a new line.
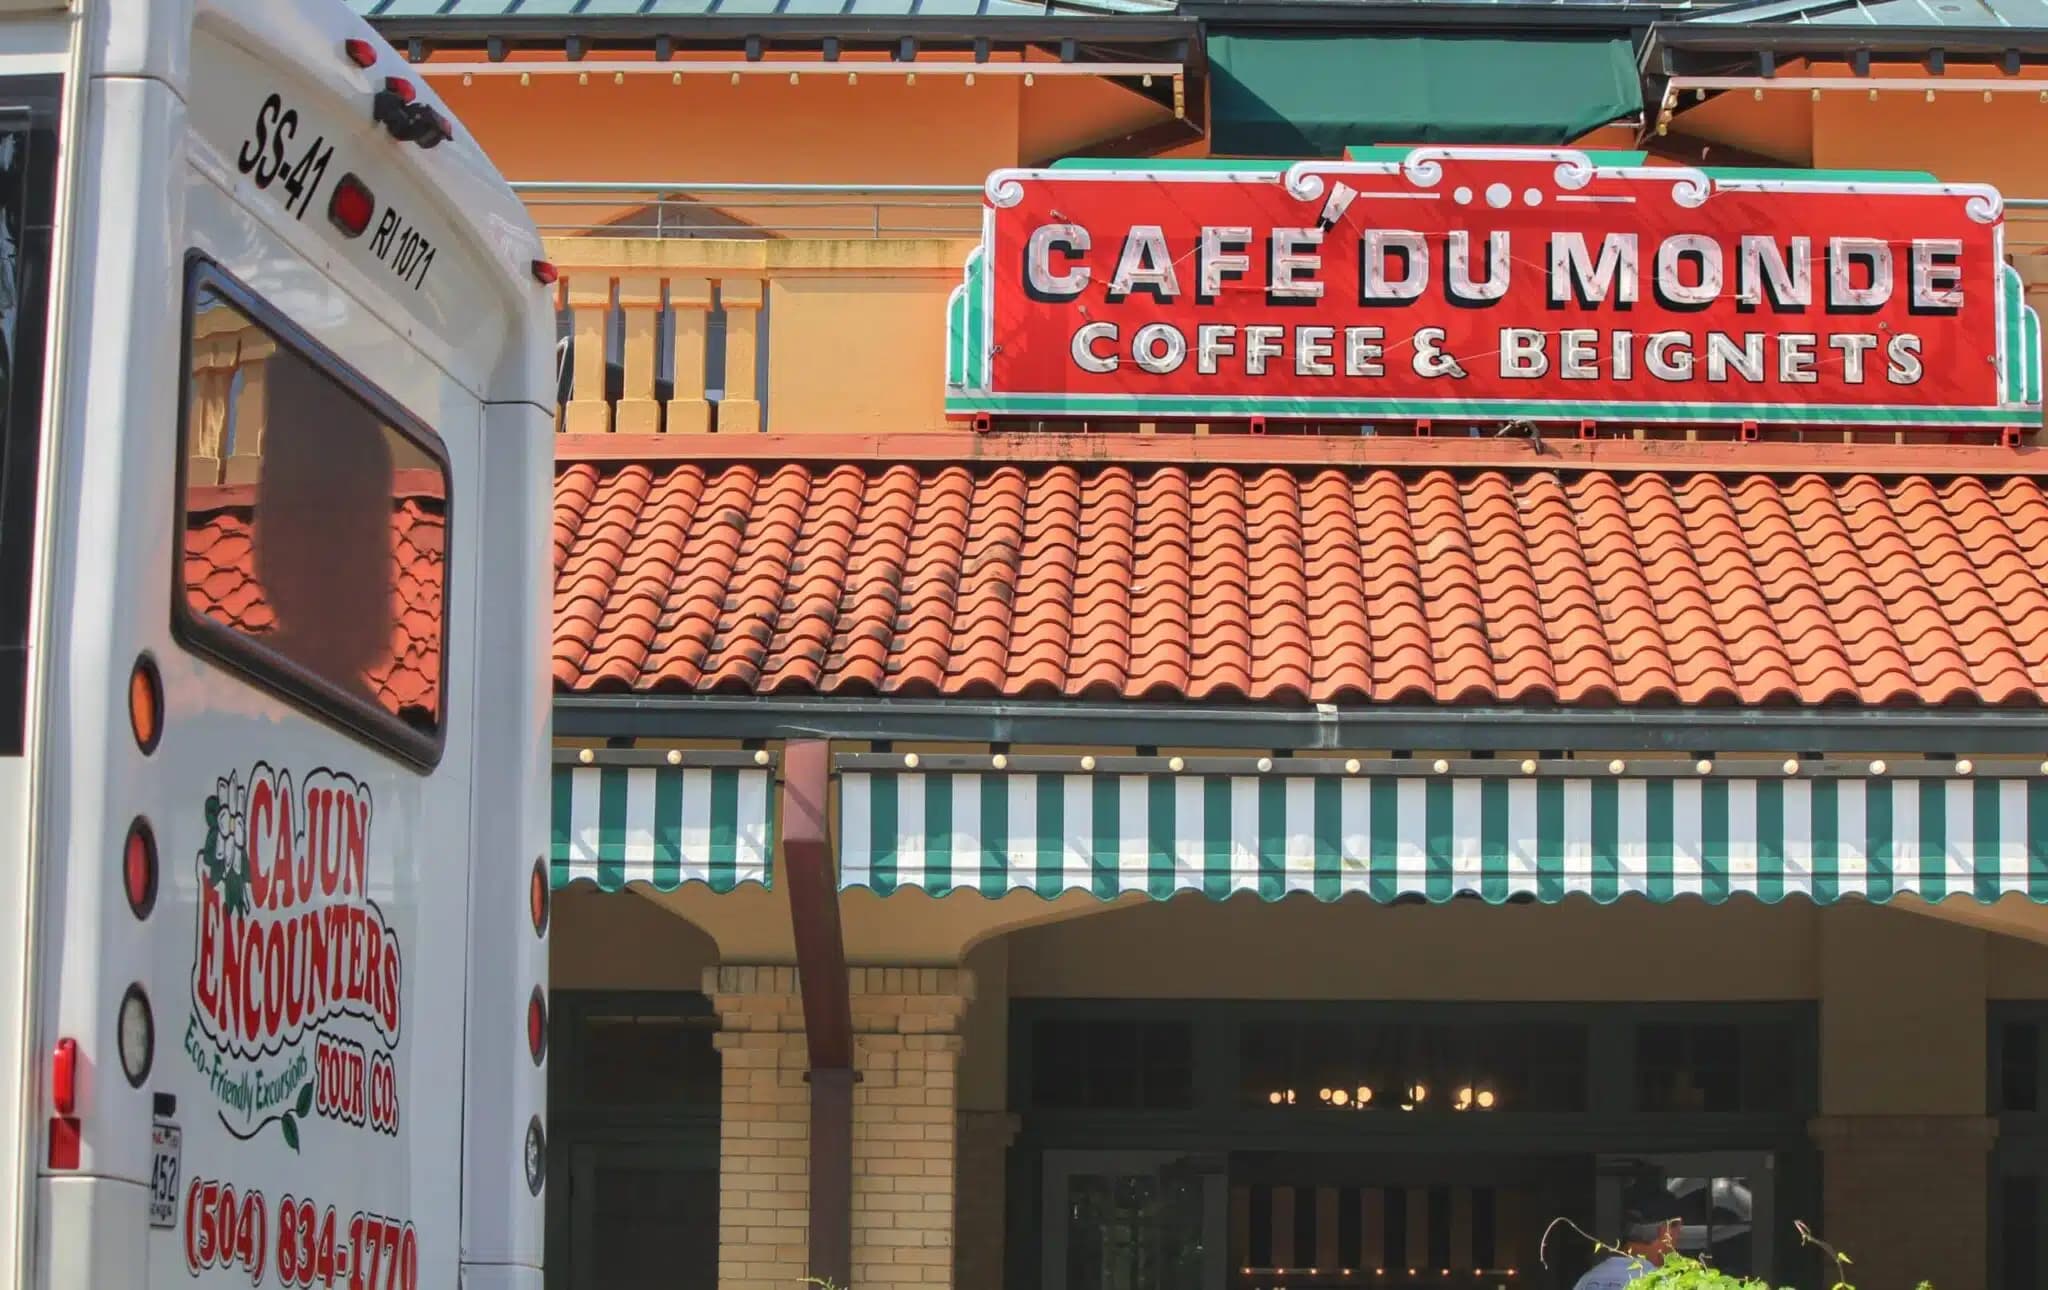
xmin=555 ymin=693 xmax=2048 ymax=756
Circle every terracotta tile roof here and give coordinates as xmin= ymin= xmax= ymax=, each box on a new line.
xmin=551 ymin=459 xmax=2048 ymax=708
xmin=184 ymin=481 xmax=446 ymax=721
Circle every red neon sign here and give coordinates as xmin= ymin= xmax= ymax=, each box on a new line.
xmin=943 ymin=149 xmax=2042 ymax=428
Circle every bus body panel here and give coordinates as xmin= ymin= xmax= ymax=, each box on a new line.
xmin=458 ymin=397 xmax=551 ymax=1272
xmin=93 ymin=0 xmax=190 ymax=88
xmin=185 ymin=8 xmax=523 ymax=406
xmin=36 ymin=64 xmax=184 ymax=1188
xmin=35 ymin=1175 xmax=150 ymax=1288
xmin=17 ymin=2 xmax=550 ymax=1287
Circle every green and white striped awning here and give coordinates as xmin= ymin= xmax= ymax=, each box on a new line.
xmin=550 ymin=760 xmax=776 ymax=892
xmin=837 ymin=769 xmax=2048 ymax=904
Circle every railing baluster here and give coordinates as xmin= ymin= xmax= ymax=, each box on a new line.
xmin=616 ymin=274 xmax=665 ymax=434
xmin=667 ymin=275 xmax=714 ymax=434
xmin=186 ymin=325 xmax=242 ymax=486
xmin=718 ymin=278 xmax=764 ymax=433
xmin=564 ymin=274 xmax=614 ymax=434
xmin=223 ymin=334 xmax=276 ymax=485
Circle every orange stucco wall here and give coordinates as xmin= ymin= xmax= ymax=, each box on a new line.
xmin=427 ymin=69 xmax=1172 ymax=185
xmin=1671 ymin=65 xmax=2048 ymax=194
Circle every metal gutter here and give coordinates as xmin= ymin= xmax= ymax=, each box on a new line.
xmin=551 ymin=430 xmax=2048 ymax=478
xmin=552 ymin=694 xmax=2048 ymax=754
xmin=1182 ymin=0 xmax=1672 ymax=29
xmin=373 ymin=13 xmax=1197 ymax=47
xmin=1645 ymin=23 xmax=2048 ymax=56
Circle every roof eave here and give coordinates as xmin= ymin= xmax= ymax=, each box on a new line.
xmin=1182 ymin=0 xmax=1671 ymax=32
xmin=1645 ymin=19 xmax=2048 ymax=76
xmin=369 ymin=11 xmax=1199 ymax=53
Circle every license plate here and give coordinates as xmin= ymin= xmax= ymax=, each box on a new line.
xmin=148 ymin=1123 xmax=181 ymax=1229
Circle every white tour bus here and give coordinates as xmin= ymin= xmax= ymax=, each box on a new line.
xmin=0 ymin=2 xmax=555 ymax=1287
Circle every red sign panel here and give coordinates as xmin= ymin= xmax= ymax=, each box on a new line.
xmin=942 ymin=149 xmax=2041 ymax=428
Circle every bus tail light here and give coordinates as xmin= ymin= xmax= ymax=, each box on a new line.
xmin=48 ymin=1117 xmax=79 ymax=1170
xmin=50 ymin=1039 xmax=80 ymax=1169
xmin=527 ymin=988 xmax=547 ymax=1064
xmin=329 ymin=175 xmax=377 ymax=238
xmin=123 ymin=819 xmax=157 ymax=919
xmin=128 ymin=654 xmax=161 ymax=754
xmin=531 ymin=260 xmax=559 ymax=287
xmin=52 ymin=1038 xmax=76 ymax=1114
xmin=344 ymin=38 xmax=378 ymax=69
xmin=384 ymin=76 xmax=418 ymax=105
xmin=529 ymin=859 xmax=550 ymax=935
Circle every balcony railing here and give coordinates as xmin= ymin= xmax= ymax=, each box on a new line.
xmin=545 ymin=235 xmax=974 ymax=435
xmin=538 ymin=189 xmax=2048 ymax=439
xmin=515 ymin=181 xmax=983 ymax=241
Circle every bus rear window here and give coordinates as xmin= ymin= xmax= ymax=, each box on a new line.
xmin=176 ymin=265 xmax=448 ymax=765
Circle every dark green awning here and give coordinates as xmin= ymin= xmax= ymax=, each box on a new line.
xmin=1209 ymin=33 xmax=1645 ymax=157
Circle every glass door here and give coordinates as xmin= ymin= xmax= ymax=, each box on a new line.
xmin=1043 ymin=1151 xmax=1228 ymax=1290
xmin=1594 ymin=1153 xmax=1775 ymax=1281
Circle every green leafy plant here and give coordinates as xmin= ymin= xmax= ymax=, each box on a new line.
xmin=1541 ymin=1217 xmax=1929 ymax=1290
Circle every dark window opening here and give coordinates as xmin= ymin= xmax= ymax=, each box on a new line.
xmin=175 ymin=261 xmax=449 ymax=767
xmin=575 ymin=1004 xmax=721 ymax=1109
xmin=2006 ymin=1021 xmax=2042 ymax=1114
xmin=0 ymin=77 xmax=60 ymax=754
xmin=1032 ymin=1019 xmax=1194 ymax=1111
xmin=1635 ymin=1021 xmax=1798 ymax=1114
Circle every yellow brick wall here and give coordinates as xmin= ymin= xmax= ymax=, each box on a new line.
xmin=851 ymin=968 xmax=974 ymax=1290
xmin=709 ymin=966 xmax=977 ymax=1290
xmin=709 ymin=966 xmax=812 ymax=1290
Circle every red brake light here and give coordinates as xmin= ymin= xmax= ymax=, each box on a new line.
xmin=123 ymin=819 xmax=157 ymax=920
xmin=328 ymin=174 xmax=377 ymax=238
xmin=52 ymin=1039 xmax=76 ymax=1114
xmin=344 ymin=38 xmax=378 ymax=69
xmin=526 ymin=988 xmax=548 ymax=1064
xmin=531 ymin=260 xmax=559 ymax=286
xmin=385 ymin=76 xmax=418 ymax=104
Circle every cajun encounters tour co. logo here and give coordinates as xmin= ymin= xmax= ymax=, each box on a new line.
xmin=186 ymin=763 xmax=405 ymax=1150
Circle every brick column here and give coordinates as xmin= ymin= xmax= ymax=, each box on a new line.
xmin=955 ymin=1110 xmax=1020 ymax=1290
xmin=708 ymin=965 xmax=810 ymax=1290
xmin=850 ymin=968 xmax=975 ymax=1290
xmin=1810 ymin=1115 xmax=1997 ymax=1290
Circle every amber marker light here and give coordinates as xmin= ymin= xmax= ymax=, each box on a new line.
xmin=128 ymin=654 xmax=162 ymax=754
